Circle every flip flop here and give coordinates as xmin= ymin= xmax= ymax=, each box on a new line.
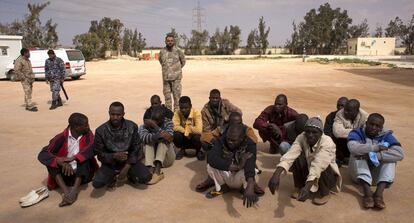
xmin=147 ymin=172 xmax=165 ymax=185
xmin=205 ymin=190 xmax=224 ymax=199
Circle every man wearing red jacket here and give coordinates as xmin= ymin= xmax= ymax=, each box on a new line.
xmin=38 ymin=113 xmax=98 ymax=207
xmin=253 ymin=94 xmax=299 ymax=154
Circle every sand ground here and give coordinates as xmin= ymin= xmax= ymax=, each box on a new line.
xmin=0 ymin=58 xmax=413 ymax=223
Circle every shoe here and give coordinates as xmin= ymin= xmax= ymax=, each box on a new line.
xmin=291 ymin=188 xmax=300 ymax=199
xmin=57 ymin=98 xmax=63 ymax=107
xmin=20 ymin=187 xmax=49 ymax=208
xmin=26 ymin=107 xmax=38 ymax=112
xmin=176 ymin=150 xmax=185 ymax=160
xmin=196 ymin=150 xmax=205 ymax=161
xmin=312 ymin=194 xmax=331 ymax=205
xmin=50 ymin=101 xmax=58 ymax=110
xmin=147 ymin=172 xmax=164 ymax=185
xmin=19 ymin=186 xmax=48 ymax=203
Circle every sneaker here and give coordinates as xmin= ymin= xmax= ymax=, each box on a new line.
xmin=196 ymin=150 xmax=205 ymax=160
xmin=291 ymin=188 xmax=300 ymax=199
xmin=312 ymin=194 xmax=331 ymax=205
xmin=176 ymin=149 xmax=185 ymax=160
xmin=26 ymin=107 xmax=38 ymax=112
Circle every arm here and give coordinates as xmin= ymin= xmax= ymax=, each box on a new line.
xmin=207 ymin=140 xmax=232 ymax=171
xmin=139 ymin=125 xmax=161 ymax=144
xmin=333 ymin=114 xmax=352 ymax=138
xmin=201 ymin=108 xmax=212 ymax=132
xmin=158 ymin=50 xmax=163 ymax=65
xmin=323 ymin=113 xmax=335 ymax=137
xmin=127 ymin=125 xmax=140 ymax=164
xmin=59 ymin=58 xmax=65 ymax=80
xmin=243 ymin=142 xmax=257 ymax=180
xmin=253 ymin=106 xmax=272 ymax=131
xmin=74 ymin=131 xmax=95 ymax=163
xmin=190 ymin=110 xmax=203 ymax=134
xmin=378 ymin=145 xmax=404 ymax=162
xmin=173 ymin=112 xmax=185 ymax=133
xmin=93 ymin=129 xmax=114 ymax=165
xmin=44 ymin=60 xmax=51 ymax=81
xmin=347 ymin=140 xmax=380 ymax=156
xmin=307 ymin=141 xmax=336 ymax=183
xmin=38 ymin=134 xmax=65 ymax=168
xmin=277 ymin=136 xmax=303 ymax=171
xmin=179 ymin=49 xmax=186 ymax=68
xmin=14 ymin=59 xmax=23 ymax=79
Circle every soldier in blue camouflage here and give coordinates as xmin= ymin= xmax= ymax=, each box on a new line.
xmin=45 ymin=50 xmax=65 ymax=110
xmin=159 ymin=33 xmax=186 ymax=111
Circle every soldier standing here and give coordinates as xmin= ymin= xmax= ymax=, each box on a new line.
xmin=159 ymin=33 xmax=186 ymax=111
xmin=45 ymin=50 xmax=65 ymax=110
xmin=14 ymin=48 xmax=38 ymax=112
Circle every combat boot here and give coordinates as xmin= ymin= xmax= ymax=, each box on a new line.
xmin=57 ymin=97 xmax=63 ymax=107
xmin=49 ymin=100 xmax=58 ymax=110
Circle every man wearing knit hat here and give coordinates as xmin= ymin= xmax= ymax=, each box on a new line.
xmin=268 ymin=117 xmax=342 ymax=205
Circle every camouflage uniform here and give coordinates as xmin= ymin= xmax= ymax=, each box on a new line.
xmin=159 ymin=47 xmax=186 ymax=111
xmin=45 ymin=57 xmax=65 ymax=106
xmin=14 ymin=56 xmax=35 ymax=109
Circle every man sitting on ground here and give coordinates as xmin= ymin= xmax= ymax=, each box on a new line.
xmin=206 ymin=123 xmax=260 ymax=208
xmin=93 ymin=102 xmax=152 ymax=189
xmin=173 ymin=96 xmax=203 ymax=160
xmin=324 ymin=97 xmax=348 ymax=139
xmin=201 ymin=89 xmax=242 ymax=152
xmin=254 ymin=94 xmax=299 ymax=154
xmin=348 ymin=113 xmax=404 ymax=209
xmin=333 ymin=99 xmax=368 ymax=166
xmin=143 ymin=94 xmax=174 ymax=122
xmin=268 ymin=117 xmax=341 ymax=205
xmin=38 ymin=113 xmax=98 ymax=207
xmin=279 ymin=114 xmax=309 ymax=155
xmin=139 ymin=107 xmax=175 ymax=185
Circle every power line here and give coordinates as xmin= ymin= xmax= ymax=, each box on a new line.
xmin=192 ymin=1 xmax=205 ymax=32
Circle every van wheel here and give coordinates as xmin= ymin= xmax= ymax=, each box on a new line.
xmin=7 ymin=71 xmax=18 ymax=82
xmin=71 ymin=76 xmax=80 ymax=80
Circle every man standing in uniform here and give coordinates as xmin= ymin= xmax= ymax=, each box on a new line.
xmin=159 ymin=33 xmax=186 ymax=111
xmin=45 ymin=50 xmax=65 ymax=110
xmin=14 ymin=48 xmax=38 ymax=112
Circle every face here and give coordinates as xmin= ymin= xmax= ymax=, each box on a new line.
xmin=229 ymin=115 xmax=242 ymax=125
xmin=274 ymin=97 xmax=287 ymax=114
xmin=343 ymin=104 xmax=359 ymax=121
xmin=179 ymin=102 xmax=191 ymax=118
xmin=165 ymin=37 xmax=175 ymax=48
xmin=209 ymin=93 xmax=221 ymax=108
xmin=75 ymin=120 xmax=90 ymax=135
xmin=336 ymin=98 xmax=347 ymax=111
xmin=226 ymin=130 xmax=243 ymax=150
xmin=304 ymin=126 xmax=322 ymax=147
xmin=150 ymin=98 xmax=161 ymax=108
xmin=24 ymin=51 xmax=30 ymax=58
xmin=48 ymin=53 xmax=56 ymax=60
xmin=365 ymin=117 xmax=384 ymax=138
xmin=109 ymin=106 xmax=125 ymax=127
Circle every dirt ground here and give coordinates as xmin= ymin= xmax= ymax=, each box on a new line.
xmin=0 ymin=58 xmax=413 ymax=223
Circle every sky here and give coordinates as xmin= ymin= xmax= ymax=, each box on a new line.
xmin=0 ymin=0 xmax=413 ymax=47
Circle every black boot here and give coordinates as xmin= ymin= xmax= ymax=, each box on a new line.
xmin=50 ymin=100 xmax=58 ymax=110
xmin=57 ymin=96 xmax=63 ymax=107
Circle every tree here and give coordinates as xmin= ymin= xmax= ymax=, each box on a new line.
xmin=229 ymin=25 xmax=241 ymax=54
xmin=73 ymin=32 xmax=100 ymax=60
xmin=131 ymin=29 xmax=146 ymax=57
xmin=122 ymin=28 xmax=132 ymax=55
xmin=188 ymin=30 xmax=209 ymax=55
xmin=386 ymin=15 xmax=414 ymax=54
xmin=256 ymin=16 xmax=270 ymax=55
xmin=207 ymin=29 xmax=219 ymax=55
xmin=374 ymin=25 xmax=384 ymax=37
xmin=246 ymin=30 xmax=257 ymax=54
xmin=349 ymin=19 xmax=370 ymax=38
xmin=0 ymin=1 xmax=59 ymax=48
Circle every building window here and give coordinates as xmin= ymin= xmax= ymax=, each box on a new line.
xmin=384 ymin=41 xmax=386 ymax=43
xmin=0 ymin=47 xmax=8 ymax=56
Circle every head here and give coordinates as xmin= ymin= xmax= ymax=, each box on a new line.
xmin=20 ymin=48 xmax=30 ymax=58
xmin=343 ymin=99 xmax=360 ymax=121
xmin=274 ymin=94 xmax=288 ymax=114
xmin=108 ymin=101 xmax=125 ymax=128
xmin=225 ymin=123 xmax=246 ymax=150
xmin=150 ymin=95 xmax=162 ymax=108
xmin=209 ymin=89 xmax=221 ymax=108
xmin=151 ymin=106 xmax=165 ymax=126
xmin=295 ymin=114 xmax=309 ymax=134
xmin=68 ymin=113 xmax=89 ymax=135
xmin=179 ymin=96 xmax=192 ymax=118
xmin=47 ymin=49 xmax=56 ymax=59
xmin=165 ymin=33 xmax=175 ymax=49
xmin=336 ymin=97 xmax=348 ymax=111
xmin=304 ymin=117 xmax=323 ymax=146
xmin=365 ymin=113 xmax=385 ymax=138
xmin=228 ymin=112 xmax=243 ymax=125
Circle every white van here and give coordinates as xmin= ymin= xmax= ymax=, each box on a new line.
xmin=6 ymin=48 xmax=86 ymax=81
xmin=0 ymin=35 xmax=23 ymax=80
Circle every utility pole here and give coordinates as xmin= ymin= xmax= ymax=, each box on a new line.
xmin=192 ymin=1 xmax=205 ymax=32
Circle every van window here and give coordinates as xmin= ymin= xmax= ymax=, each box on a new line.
xmin=66 ymin=50 xmax=85 ymax=61
xmin=1 ymin=47 xmax=8 ymax=56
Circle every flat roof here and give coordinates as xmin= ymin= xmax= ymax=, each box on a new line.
xmin=0 ymin=35 xmax=23 ymax=40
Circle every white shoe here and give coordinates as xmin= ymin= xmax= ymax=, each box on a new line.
xmin=20 ymin=187 xmax=49 ymax=208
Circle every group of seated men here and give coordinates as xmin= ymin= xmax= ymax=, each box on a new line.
xmin=37 ymin=90 xmax=404 ymax=210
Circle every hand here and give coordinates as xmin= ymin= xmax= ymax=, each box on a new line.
xmin=113 ymin=152 xmax=128 ymax=162
xmin=268 ymin=168 xmax=283 ymax=195
xmin=269 ymin=124 xmax=282 ymax=136
xmin=160 ymin=131 xmax=173 ymax=142
xmin=144 ymin=119 xmax=158 ymax=129
xmin=62 ymin=163 xmax=75 ymax=176
xmin=60 ymin=79 xmax=64 ymax=84
xmin=378 ymin=145 xmax=389 ymax=151
xmin=228 ymin=164 xmax=240 ymax=172
xmin=56 ymin=157 xmax=69 ymax=166
xmin=243 ymin=180 xmax=258 ymax=208
xmin=45 ymin=80 xmax=50 ymax=85
xmin=117 ymin=164 xmax=130 ymax=182
xmin=297 ymin=181 xmax=313 ymax=202
xmin=238 ymin=152 xmax=253 ymax=169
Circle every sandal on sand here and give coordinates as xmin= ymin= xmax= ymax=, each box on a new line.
xmin=147 ymin=172 xmax=165 ymax=185
xmin=196 ymin=178 xmax=215 ymax=192
xmin=205 ymin=190 xmax=224 ymax=199
xmin=374 ymin=196 xmax=386 ymax=209
xmin=363 ymin=196 xmax=375 ymax=209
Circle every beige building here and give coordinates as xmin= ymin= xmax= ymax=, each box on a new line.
xmin=347 ymin=37 xmax=396 ymax=56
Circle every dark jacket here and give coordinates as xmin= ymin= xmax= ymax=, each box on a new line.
xmin=143 ymin=105 xmax=174 ymax=121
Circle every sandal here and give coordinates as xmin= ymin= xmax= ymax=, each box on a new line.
xmin=362 ymin=196 xmax=375 ymax=209
xmin=374 ymin=196 xmax=386 ymax=209
xmin=205 ymin=190 xmax=224 ymax=199
xmin=196 ymin=178 xmax=215 ymax=192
